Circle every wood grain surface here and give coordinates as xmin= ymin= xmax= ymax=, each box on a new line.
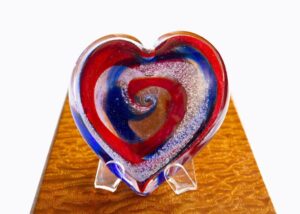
xmin=32 ymin=98 xmax=275 ymax=213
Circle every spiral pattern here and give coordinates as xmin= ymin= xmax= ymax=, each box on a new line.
xmin=91 ymin=48 xmax=217 ymax=180
xmin=70 ymin=33 xmax=228 ymax=188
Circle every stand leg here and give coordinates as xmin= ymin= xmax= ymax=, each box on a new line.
xmin=164 ymin=159 xmax=197 ymax=194
xmin=94 ymin=160 xmax=123 ymax=192
xmin=94 ymin=159 xmax=197 ymax=195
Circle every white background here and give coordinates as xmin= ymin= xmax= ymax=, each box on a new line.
xmin=0 ymin=1 xmax=300 ymax=213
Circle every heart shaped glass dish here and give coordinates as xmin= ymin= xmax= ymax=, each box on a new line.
xmin=69 ymin=31 xmax=229 ymax=195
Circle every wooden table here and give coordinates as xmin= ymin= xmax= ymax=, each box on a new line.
xmin=32 ymin=98 xmax=275 ymax=213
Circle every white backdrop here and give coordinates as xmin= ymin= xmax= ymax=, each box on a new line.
xmin=0 ymin=1 xmax=300 ymax=213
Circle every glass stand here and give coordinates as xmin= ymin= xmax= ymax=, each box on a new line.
xmin=164 ymin=159 xmax=197 ymax=194
xmin=94 ymin=160 xmax=124 ymax=192
xmin=94 ymin=159 xmax=197 ymax=195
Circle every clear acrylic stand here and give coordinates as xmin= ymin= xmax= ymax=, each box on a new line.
xmin=164 ymin=159 xmax=197 ymax=194
xmin=94 ymin=160 xmax=124 ymax=192
xmin=94 ymin=159 xmax=197 ymax=195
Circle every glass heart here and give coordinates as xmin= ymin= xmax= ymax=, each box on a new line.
xmin=69 ymin=31 xmax=229 ymax=195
